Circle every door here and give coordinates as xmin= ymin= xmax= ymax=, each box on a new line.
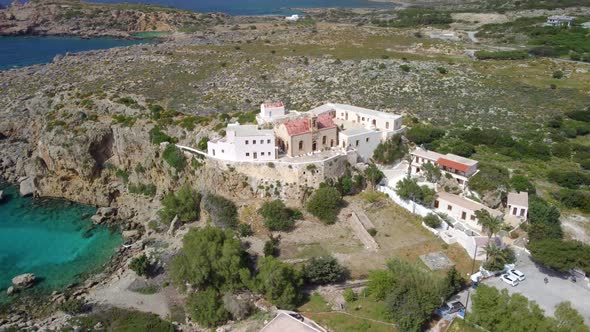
xmin=253 ymin=152 xmax=257 ymax=159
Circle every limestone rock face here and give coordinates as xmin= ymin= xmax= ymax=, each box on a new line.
xmin=11 ymin=273 xmax=36 ymax=289
xmin=6 ymin=286 xmax=15 ymax=296
xmin=19 ymin=176 xmax=35 ymax=197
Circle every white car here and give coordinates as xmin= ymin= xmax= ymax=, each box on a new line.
xmin=500 ymin=273 xmax=519 ymax=287
xmin=507 ymin=269 xmax=526 ymax=281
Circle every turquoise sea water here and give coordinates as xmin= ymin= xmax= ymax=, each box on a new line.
xmin=0 ymin=184 xmax=122 ymax=300
xmin=0 ymin=36 xmax=146 ymax=70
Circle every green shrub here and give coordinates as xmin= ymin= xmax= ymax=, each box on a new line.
xmin=529 ymin=239 xmax=590 ymax=274
xmin=158 ymin=184 xmax=201 ymax=224
xmin=373 ymin=9 xmax=452 ymax=28
xmin=186 ymin=289 xmax=229 ymax=327
xmin=399 ymin=64 xmax=411 ymax=72
xmin=259 ymin=200 xmax=299 ymax=231
xmin=343 ymin=288 xmax=357 ymax=302
xmin=149 ymin=126 xmax=176 ymax=145
xmin=111 ymin=114 xmax=136 ymax=127
xmin=73 ymin=308 xmax=174 ymax=332
xmin=129 ymin=254 xmax=151 ymax=277
xmin=367 ymin=227 xmax=378 ymax=236
xmin=237 ymin=223 xmax=254 ymax=237
xmin=475 ymin=50 xmax=528 ymax=60
xmin=128 ymin=183 xmax=157 ymax=197
xmin=469 ymin=163 xmax=510 ymax=193
xmin=304 ymin=256 xmax=347 ymax=285
xmin=306 ymin=186 xmax=343 ymax=224
xmin=552 ymin=70 xmax=564 ymax=79
xmin=372 ymin=134 xmax=407 ymax=164
xmin=510 ymin=175 xmax=536 ymax=194
xmin=59 ymin=298 xmax=87 ymax=315
xmin=406 ymin=125 xmax=445 ymax=145
xmin=263 ymin=234 xmax=281 ymax=257
xmin=162 ymin=144 xmax=187 ymax=172
xmin=436 ymin=66 xmax=448 ymax=74
xmin=423 ymin=213 xmax=441 ymax=228
xmin=254 ymin=256 xmax=304 ymax=310
xmin=555 ymin=189 xmax=590 ymax=212
xmin=115 ymin=169 xmax=129 ymax=183
xmin=547 ymin=170 xmax=590 ymax=189
xmin=197 ymin=137 xmax=209 ymax=151
xmin=203 ymin=194 xmax=238 ymax=229
xmin=116 ymin=97 xmax=137 ymax=106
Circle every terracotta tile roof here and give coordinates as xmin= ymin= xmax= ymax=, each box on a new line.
xmin=283 ymin=114 xmax=336 ymax=136
xmin=436 ymin=157 xmax=471 ymax=172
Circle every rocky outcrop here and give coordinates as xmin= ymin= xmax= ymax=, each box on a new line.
xmin=0 ymin=0 xmax=227 ymax=38
xmin=12 ymin=273 xmax=36 ymax=289
xmin=19 ymin=176 xmax=35 ymax=197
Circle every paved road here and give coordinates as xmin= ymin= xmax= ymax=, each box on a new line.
xmin=483 ymin=249 xmax=590 ymax=324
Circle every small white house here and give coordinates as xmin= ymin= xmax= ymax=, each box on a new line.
xmin=339 ymin=127 xmax=382 ymax=162
xmin=507 ymin=191 xmax=528 ymax=224
xmin=257 ymin=102 xmax=287 ymax=124
xmin=285 ymin=14 xmax=302 ymax=22
xmin=545 ymin=15 xmax=576 ymax=27
xmin=410 ymin=148 xmax=479 ymax=188
xmin=207 ymin=123 xmax=276 ymax=161
xmin=434 ymin=191 xmax=503 ymax=233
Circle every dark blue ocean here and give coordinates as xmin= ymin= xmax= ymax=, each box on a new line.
xmin=3 ymin=0 xmax=396 ymax=16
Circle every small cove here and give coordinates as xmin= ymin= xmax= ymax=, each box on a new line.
xmin=0 ymin=183 xmax=122 ymax=302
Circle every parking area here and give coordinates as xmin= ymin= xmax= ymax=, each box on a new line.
xmin=483 ymin=249 xmax=590 ymax=324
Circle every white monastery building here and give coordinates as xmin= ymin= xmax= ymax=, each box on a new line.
xmin=434 ymin=191 xmax=503 ymax=233
xmin=207 ymin=123 xmax=276 ymax=161
xmin=410 ymin=148 xmax=478 ymax=188
xmin=506 ymin=191 xmax=528 ymax=227
xmin=257 ymin=102 xmax=287 ymax=124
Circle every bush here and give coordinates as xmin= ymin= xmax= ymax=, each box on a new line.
xmin=128 ymin=183 xmax=157 ymax=197
xmin=547 ymin=170 xmax=590 ymax=189
xmin=169 ymin=226 xmax=250 ymax=291
xmin=529 ymin=239 xmax=590 ymax=274
xmin=254 ymin=256 xmax=304 ymax=310
xmin=59 ymin=298 xmax=87 ymax=315
xmin=528 ymin=196 xmax=562 ymax=241
xmin=304 ymin=256 xmax=347 ymax=285
xmin=372 ymin=134 xmax=407 ymax=164
xmin=77 ymin=308 xmax=174 ymax=331
xmin=510 ymin=175 xmax=536 ymax=194
xmin=367 ymin=227 xmax=377 ymax=236
xmin=436 ymin=66 xmax=448 ymax=74
xmin=159 ymin=184 xmax=201 ymax=224
xmin=263 ymin=234 xmax=281 ymax=257
xmin=468 ymin=163 xmax=510 ymax=193
xmin=552 ymin=70 xmax=564 ymax=79
xmin=552 ymin=142 xmax=572 ymax=159
xmin=162 ymin=144 xmax=186 ymax=172
xmin=343 ymin=288 xmax=357 ymax=302
xmin=149 ymin=126 xmax=176 ymax=145
xmin=555 ymin=189 xmax=590 ymax=212
xmin=197 ymin=137 xmax=209 ymax=151
xmin=202 ymin=194 xmax=238 ymax=229
xmin=400 ymin=64 xmax=411 ymax=72
xmin=475 ymin=50 xmax=528 ymax=60
xmin=406 ymin=125 xmax=445 ymax=145
xmin=259 ymin=200 xmax=299 ymax=231
xmin=306 ymin=186 xmax=342 ymax=224
xmin=186 ymin=289 xmax=229 ymax=327
xmin=129 ymin=254 xmax=151 ymax=277
xmin=423 ymin=213 xmax=441 ymax=228
xmin=237 ymin=223 xmax=253 ymax=237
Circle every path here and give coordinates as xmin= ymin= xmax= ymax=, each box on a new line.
xmin=87 ymin=270 xmax=170 ymax=318
xmin=307 ymin=311 xmax=397 ymax=327
xmin=466 ymin=31 xmax=479 ymax=43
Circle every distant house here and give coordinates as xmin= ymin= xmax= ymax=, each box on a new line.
xmin=545 ymin=15 xmax=576 ymax=27
xmin=258 ymin=102 xmax=287 ymax=124
xmin=506 ymin=191 xmax=528 ymax=227
xmin=207 ymin=123 xmax=276 ymax=161
xmin=410 ymin=148 xmax=479 ymax=188
xmin=285 ymin=14 xmax=302 ymax=22
xmin=274 ymin=114 xmax=337 ymax=157
xmin=434 ymin=191 xmax=503 ymax=232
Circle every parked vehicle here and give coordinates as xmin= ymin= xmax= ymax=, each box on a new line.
xmin=507 ymin=269 xmax=526 ymax=281
xmin=435 ymin=301 xmax=466 ymax=317
xmin=501 ymin=273 xmax=519 ymax=287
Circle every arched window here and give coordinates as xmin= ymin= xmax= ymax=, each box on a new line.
xmin=299 ymin=141 xmax=303 ymax=150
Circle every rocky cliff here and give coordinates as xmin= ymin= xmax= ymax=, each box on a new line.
xmin=0 ymin=0 xmax=226 ymax=38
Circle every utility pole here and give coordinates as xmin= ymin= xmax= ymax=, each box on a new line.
xmin=463 ymin=244 xmax=479 ymax=320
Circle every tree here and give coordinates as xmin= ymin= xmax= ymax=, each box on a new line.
xmin=186 ymin=289 xmax=229 ymax=327
xmin=158 ymin=184 xmax=201 ymax=224
xmin=306 ymin=186 xmax=342 ymax=224
xmin=528 ymin=197 xmax=563 ymax=241
xmin=129 ymin=254 xmax=151 ymax=277
xmin=423 ymin=213 xmax=441 ymax=228
xmin=254 ymin=256 xmax=304 ymax=310
xmin=421 ymin=162 xmax=441 ymax=182
xmin=444 ymin=266 xmax=466 ymax=297
xmin=364 ymin=164 xmax=384 ymax=190
xmin=169 ymin=226 xmax=251 ymax=291
xmin=529 ymin=239 xmax=590 ymax=273
xmin=162 ymin=144 xmax=187 ymax=172
xmin=554 ymin=302 xmax=590 ymax=332
xmin=396 ymin=178 xmax=436 ymax=206
xmin=372 ymin=134 xmax=407 ymax=164
xmin=482 ymin=243 xmax=503 ymax=270
xmin=475 ymin=209 xmax=503 ymax=240
xmin=468 ymin=163 xmax=510 ymax=194
xmin=405 ymin=125 xmax=445 ymax=145
xmin=259 ymin=200 xmax=299 ymax=231
xmin=263 ymin=234 xmax=281 ymax=257
xmin=304 ymin=256 xmax=347 ymax=285
xmin=202 ymin=193 xmax=238 ymax=229
xmin=510 ymin=175 xmax=536 ymax=194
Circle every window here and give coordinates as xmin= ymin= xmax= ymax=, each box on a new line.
xmin=366 ymin=137 xmax=369 ymax=143
xmin=212 ymin=149 xmax=216 ymax=156
xmin=322 ymin=136 xmax=326 ymax=144
xmin=253 ymin=140 xmax=256 ymax=144
xmin=245 ymin=140 xmax=249 ymax=145
xmin=447 ymin=205 xmax=452 ymax=211
xmin=461 ymin=212 xmax=466 ymax=220
xmin=330 ymin=139 xmax=334 ymax=147
xmin=355 ymin=140 xmax=359 ymax=147
xmin=470 ymin=215 xmax=476 ymax=221
xmin=253 ymin=152 xmax=257 ymax=159
xmin=267 ymin=139 xmax=271 ymax=144
xmin=221 ymin=149 xmax=224 ymax=153
xmin=299 ymin=141 xmax=303 ymax=150
xmin=260 ymin=139 xmax=264 ymax=144
xmin=434 ymin=200 xmax=439 ymax=208
xmin=362 ymin=117 xmax=365 ymax=121
xmin=386 ymin=122 xmax=389 ymax=129
xmin=246 ymin=152 xmax=250 ymax=157
xmin=261 ymin=152 xmax=265 ymax=156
